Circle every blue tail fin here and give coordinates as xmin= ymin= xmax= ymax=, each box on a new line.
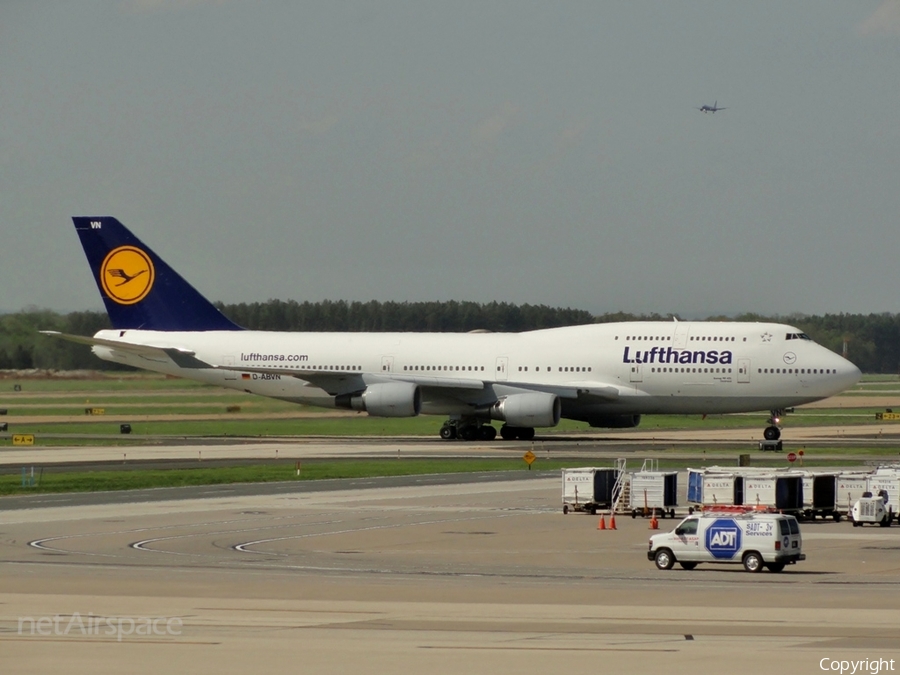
xmin=73 ymin=217 xmax=242 ymax=331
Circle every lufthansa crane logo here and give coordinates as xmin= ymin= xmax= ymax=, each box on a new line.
xmin=100 ymin=246 xmax=155 ymax=305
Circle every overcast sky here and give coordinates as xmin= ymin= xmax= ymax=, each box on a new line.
xmin=2 ymin=1 xmax=899 ymax=318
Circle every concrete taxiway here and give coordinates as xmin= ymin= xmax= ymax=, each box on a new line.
xmin=2 ymin=473 xmax=900 ymax=674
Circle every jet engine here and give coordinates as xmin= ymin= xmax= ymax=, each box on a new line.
xmin=588 ymin=414 xmax=641 ymax=429
xmin=335 ymin=382 xmax=421 ymax=417
xmin=489 ymin=392 xmax=561 ymax=428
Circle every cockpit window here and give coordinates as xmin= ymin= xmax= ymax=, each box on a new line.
xmin=785 ymin=333 xmax=813 ymax=341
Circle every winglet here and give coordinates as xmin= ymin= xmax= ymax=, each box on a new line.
xmin=72 ymin=217 xmax=242 ymax=331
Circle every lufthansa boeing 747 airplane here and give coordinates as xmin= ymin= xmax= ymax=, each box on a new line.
xmin=44 ymin=217 xmax=861 ymax=442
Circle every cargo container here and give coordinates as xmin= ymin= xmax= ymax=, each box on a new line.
xmin=561 ymin=467 xmax=621 ymax=514
xmin=800 ymin=472 xmax=840 ymax=521
xmin=687 ymin=469 xmax=745 ymax=507
xmin=629 ymin=470 xmax=678 ymax=518
xmin=833 ymin=473 xmax=870 ymax=515
xmin=867 ymin=468 xmax=900 ymax=523
xmin=743 ymin=474 xmax=804 ymax=514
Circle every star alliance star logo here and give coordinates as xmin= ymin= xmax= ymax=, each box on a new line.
xmin=761 ymin=332 xmax=772 ymax=342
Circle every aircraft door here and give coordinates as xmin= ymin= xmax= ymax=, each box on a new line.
xmin=381 ymin=356 xmax=394 ymax=373
xmin=737 ymin=358 xmax=750 ymax=384
xmin=629 ymin=363 xmax=643 ymax=383
xmin=495 ymin=357 xmax=508 ymax=381
xmin=673 ymin=322 xmax=690 ymax=349
xmin=222 ymin=355 xmax=237 ymax=381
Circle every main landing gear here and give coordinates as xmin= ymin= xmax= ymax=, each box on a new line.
xmin=764 ymin=408 xmax=788 ymax=441
xmin=439 ymin=419 xmax=534 ymax=442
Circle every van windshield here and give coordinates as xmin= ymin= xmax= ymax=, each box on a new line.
xmin=678 ymin=519 xmax=698 ymax=535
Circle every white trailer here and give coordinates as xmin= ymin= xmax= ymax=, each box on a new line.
xmin=868 ymin=468 xmax=900 ymax=523
xmin=686 ymin=470 xmax=746 ymax=508
xmin=799 ymin=471 xmax=840 ymax=521
xmin=835 ymin=472 xmax=870 ymax=515
xmin=743 ymin=473 xmax=804 ymax=514
xmin=629 ymin=470 xmax=678 ymax=518
xmin=561 ymin=467 xmax=621 ymax=515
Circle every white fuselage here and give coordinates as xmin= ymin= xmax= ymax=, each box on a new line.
xmin=90 ymin=320 xmax=860 ymax=424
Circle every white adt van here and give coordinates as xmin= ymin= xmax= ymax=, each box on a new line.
xmin=648 ymin=511 xmax=805 ymax=573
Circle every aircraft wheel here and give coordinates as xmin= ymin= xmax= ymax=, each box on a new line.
xmin=519 ymin=427 xmax=535 ymax=441
xmin=500 ymin=425 xmax=516 ymax=441
xmin=478 ymin=425 xmax=497 ymax=441
xmin=458 ymin=425 xmax=478 ymax=442
xmin=439 ymin=424 xmax=456 ymax=440
xmin=763 ymin=426 xmax=781 ymax=441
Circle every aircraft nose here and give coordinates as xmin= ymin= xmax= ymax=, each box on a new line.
xmin=833 ymin=354 xmax=862 ymax=391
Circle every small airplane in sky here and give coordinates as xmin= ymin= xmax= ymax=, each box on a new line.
xmin=696 ymin=101 xmax=726 ymax=113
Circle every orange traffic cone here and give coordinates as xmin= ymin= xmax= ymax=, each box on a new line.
xmin=609 ymin=513 xmax=617 ymax=530
xmin=649 ymin=509 xmax=659 ymax=530
xmin=597 ymin=515 xmax=606 ymax=530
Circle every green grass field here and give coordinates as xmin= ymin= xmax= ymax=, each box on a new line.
xmin=3 ymin=452 xmax=898 ymax=497
xmin=1 ymin=372 xmax=898 ymax=495
xmin=1 ymin=372 xmax=898 ymax=442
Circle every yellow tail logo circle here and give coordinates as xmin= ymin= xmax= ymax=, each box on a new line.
xmin=100 ymin=246 xmax=155 ymax=305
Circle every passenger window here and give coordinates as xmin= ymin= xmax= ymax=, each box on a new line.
xmin=779 ymin=520 xmax=789 ymax=536
xmin=788 ymin=519 xmax=799 ymax=535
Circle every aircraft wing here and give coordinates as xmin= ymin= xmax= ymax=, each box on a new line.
xmin=222 ymin=364 xmax=486 ymax=397
xmin=40 ymin=331 xmax=212 ymax=368
xmin=506 ymin=381 xmax=621 ymax=402
xmin=222 ymin=362 xmax=624 ymax=402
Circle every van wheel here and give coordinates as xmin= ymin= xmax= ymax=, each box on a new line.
xmin=679 ymin=562 xmax=697 ymax=570
xmin=563 ymin=505 xmax=569 ymax=515
xmin=742 ymin=551 xmax=764 ymax=573
xmin=654 ymin=549 xmax=675 ymax=570
xmin=766 ymin=563 xmax=785 ymax=573
xmin=853 ymin=520 xmax=861 ymax=527
xmin=832 ymin=512 xmax=841 ymax=523
xmin=880 ymin=516 xmax=891 ymax=527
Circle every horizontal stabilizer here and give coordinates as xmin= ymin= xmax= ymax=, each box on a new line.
xmin=40 ymin=331 xmax=212 ymax=369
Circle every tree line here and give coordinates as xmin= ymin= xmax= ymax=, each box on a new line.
xmin=1 ymin=301 xmax=897 ymax=374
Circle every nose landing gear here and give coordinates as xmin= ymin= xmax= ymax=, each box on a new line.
xmin=763 ymin=409 xmax=786 ymax=441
